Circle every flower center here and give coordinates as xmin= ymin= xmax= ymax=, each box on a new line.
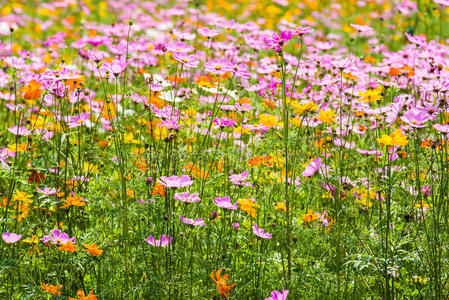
xmin=182 ymin=58 xmax=188 ymax=63
xmin=215 ymin=65 xmax=222 ymax=70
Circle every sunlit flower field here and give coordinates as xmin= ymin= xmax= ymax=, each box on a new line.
xmin=1 ymin=0 xmax=449 ymax=298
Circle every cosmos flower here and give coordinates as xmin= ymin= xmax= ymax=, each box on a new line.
xmin=41 ymin=229 xmax=76 ymax=245
xmin=67 ymin=112 xmax=90 ymax=128
xmin=145 ymin=235 xmax=173 ymax=247
xmin=7 ymin=126 xmax=32 ymax=136
xmin=157 ymin=175 xmax=193 ymax=188
xmin=377 ymin=129 xmax=409 ymax=147
xmin=198 ymin=27 xmax=220 ymax=38
xmin=213 ymin=116 xmax=236 ymax=128
xmin=302 ymin=158 xmax=321 ymax=177
xmin=174 ymin=192 xmax=201 ymax=203
xmin=180 ymin=216 xmax=206 ymax=226
xmin=204 ymin=59 xmax=232 ymax=75
xmin=172 ymin=52 xmax=200 ymax=68
xmin=213 ymin=197 xmax=238 ymax=210
xmin=434 ymin=0 xmax=449 ymax=6
xmin=166 ymin=41 xmax=195 ymax=53
xmin=252 ymin=223 xmax=272 ymax=239
xmin=1 ymin=232 xmax=22 ymax=244
xmin=294 ymin=26 xmax=313 ymax=36
xmin=36 ymin=186 xmax=58 ymax=196
xmin=264 ymin=31 xmax=293 ymax=52
xmin=400 ymin=109 xmax=430 ymax=128
xmin=265 ymin=289 xmax=289 ymax=300
xmin=230 ymin=62 xmax=250 ymax=79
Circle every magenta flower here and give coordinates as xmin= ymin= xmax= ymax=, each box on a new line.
xmin=400 ymin=109 xmax=430 ymax=128
xmin=145 ymin=235 xmax=173 ymax=247
xmin=2 ymin=232 xmax=22 ymax=244
xmin=159 ymin=119 xmax=184 ymax=130
xmin=232 ymin=223 xmax=240 ymax=229
xmin=172 ymin=52 xmax=200 ymax=68
xmin=213 ymin=116 xmax=236 ymax=128
xmin=67 ymin=112 xmax=90 ymax=128
xmin=41 ymin=229 xmax=75 ymax=245
xmin=252 ymin=223 xmax=272 ymax=239
xmin=204 ymin=59 xmax=232 ymax=75
xmin=174 ymin=192 xmax=201 ymax=203
xmin=180 ymin=216 xmax=206 ymax=226
xmin=264 ymin=31 xmax=293 ymax=52
xmin=294 ymin=26 xmax=313 ymax=36
xmin=265 ymin=289 xmax=289 ymax=300
xmin=422 ymin=185 xmax=432 ymax=197
xmin=157 ymin=175 xmax=193 ymax=188
xmin=213 ymin=197 xmax=238 ymax=210
xmin=198 ymin=27 xmax=220 ymax=38
xmin=7 ymin=125 xmax=32 ymax=136
xmin=166 ymin=42 xmax=195 ymax=53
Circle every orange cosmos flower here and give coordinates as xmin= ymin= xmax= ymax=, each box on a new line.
xmin=61 ymin=194 xmax=86 ymax=208
xmin=21 ymin=79 xmax=42 ymax=100
xmin=58 ymin=241 xmax=78 ymax=253
xmin=66 ymin=76 xmax=85 ymax=92
xmin=83 ymin=243 xmax=103 ymax=256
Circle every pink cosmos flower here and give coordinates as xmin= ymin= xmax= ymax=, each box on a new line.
xmin=405 ymin=32 xmax=427 ymax=46
xmin=230 ymin=62 xmax=250 ymax=79
xmin=400 ymin=109 xmax=430 ymax=128
xmin=229 ymin=171 xmax=253 ymax=187
xmin=157 ymin=175 xmax=193 ymax=188
xmin=104 ymin=59 xmax=129 ymax=77
xmin=41 ymin=229 xmax=75 ymax=245
xmin=67 ymin=112 xmax=90 ymax=128
xmin=166 ymin=42 xmax=194 ymax=53
xmin=173 ymin=29 xmax=196 ymax=41
xmin=2 ymin=232 xmax=22 ymax=244
xmin=265 ymin=289 xmax=289 ymax=300
xmin=36 ymin=186 xmax=58 ymax=196
xmin=198 ymin=27 xmax=220 ymax=38
xmin=7 ymin=125 xmax=32 ymax=136
xmin=213 ymin=197 xmax=238 ymax=210
xmin=252 ymin=223 xmax=272 ymax=239
xmin=174 ymin=192 xmax=201 ymax=203
xmin=172 ymin=52 xmax=200 ymax=68
xmin=235 ymin=103 xmax=255 ymax=112
xmin=302 ymin=158 xmax=321 ymax=177
xmin=180 ymin=216 xmax=206 ymax=226
xmin=159 ymin=119 xmax=184 ymax=130
xmin=294 ymin=26 xmax=313 ymax=36
xmin=433 ymin=124 xmax=449 ymax=133
xmin=145 ymin=235 xmax=173 ymax=247
xmin=434 ymin=0 xmax=449 ymax=6
xmin=204 ymin=59 xmax=232 ymax=75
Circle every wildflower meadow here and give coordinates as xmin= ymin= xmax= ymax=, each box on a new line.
xmin=2 ymin=0 xmax=449 ymax=298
